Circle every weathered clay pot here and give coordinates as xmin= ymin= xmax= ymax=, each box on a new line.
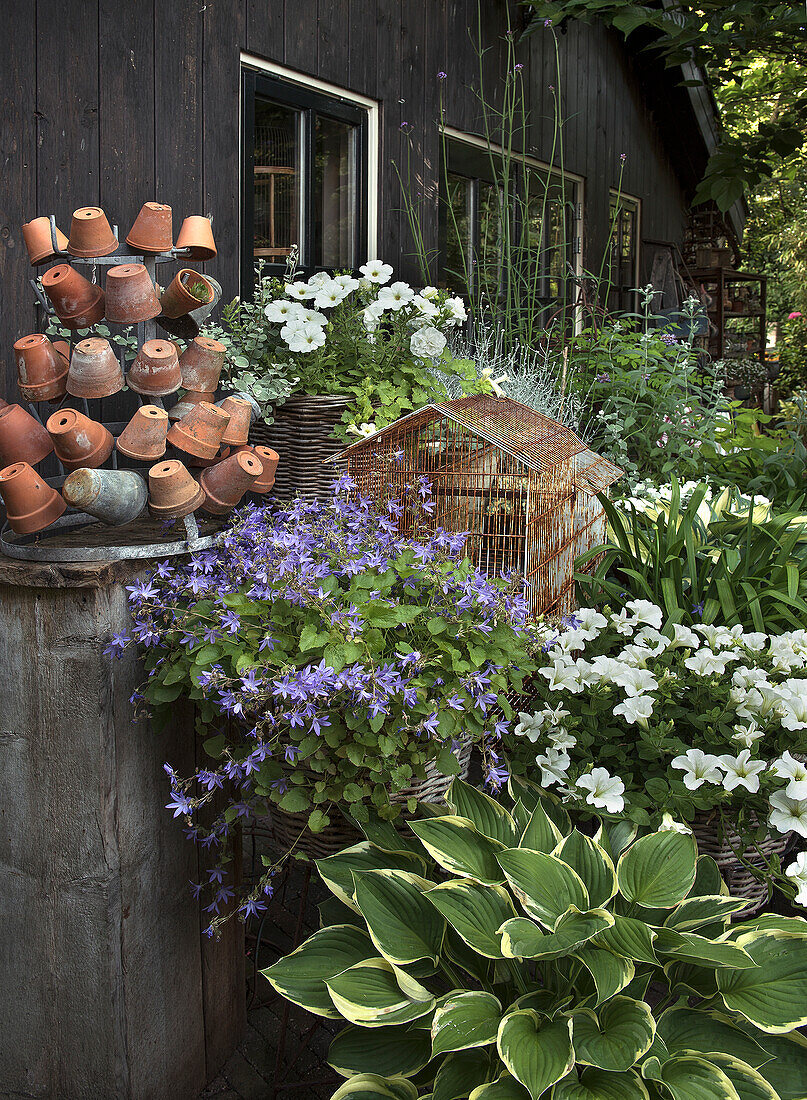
xmin=116 ymin=405 xmax=169 ymax=461
xmin=166 ymin=401 xmax=230 ymax=460
xmin=178 ymin=336 xmax=226 ymax=392
xmin=200 ymin=451 xmax=262 ymax=515
xmin=168 ymin=389 xmax=211 ymax=422
xmin=185 ymin=446 xmax=231 ymax=469
xmin=66 ymin=337 xmax=124 ymax=399
xmin=175 ymin=216 xmax=216 ymax=260
xmin=0 ymin=461 xmax=66 ymax=534
xmin=160 ymin=270 xmax=214 ymax=319
xmin=126 ymin=339 xmax=181 ymax=396
xmin=63 ymin=468 xmax=148 ymax=526
xmin=13 ymin=334 xmax=69 ymax=402
xmin=148 ymin=459 xmax=204 ymax=518
xmin=218 ymin=396 xmax=252 ymax=446
xmin=52 ymin=340 xmax=71 ymax=367
xmin=46 ymin=408 xmax=114 ymax=471
xmin=0 ymin=404 xmax=54 ymax=466
xmin=125 ymin=202 xmax=173 ymax=253
xmin=66 ymin=206 xmax=118 ymax=258
xmin=22 ymin=217 xmax=69 ymax=265
xmin=252 ymin=446 xmax=279 ymax=493
xmin=41 ymin=265 xmax=106 ymax=329
xmin=105 ymin=263 xmax=161 ymax=323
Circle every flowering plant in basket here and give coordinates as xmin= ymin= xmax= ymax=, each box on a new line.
xmin=503 ymin=601 xmax=807 ymax=900
xmin=117 ymin=479 xmax=533 ymax=927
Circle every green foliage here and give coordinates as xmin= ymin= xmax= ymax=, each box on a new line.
xmin=263 ymin=779 xmax=807 ymax=1099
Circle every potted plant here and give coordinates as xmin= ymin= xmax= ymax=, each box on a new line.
xmin=264 ymin=776 xmax=807 ymax=1099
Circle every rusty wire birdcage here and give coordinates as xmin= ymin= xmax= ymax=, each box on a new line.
xmin=328 ymin=395 xmax=622 ymax=619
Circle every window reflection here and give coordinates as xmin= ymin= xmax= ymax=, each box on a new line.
xmin=315 ymin=116 xmax=357 ymax=269
xmin=253 ymin=99 xmax=301 ymax=264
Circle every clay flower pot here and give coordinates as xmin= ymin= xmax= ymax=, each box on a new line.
xmin=168 ymin=389 xmax=212 ymax=422
xmin=63 ymin=468 xmax=148 ymax=526
xmin=14 ymin=333 xmax=69 ymax=401
xmin=126 ymin=339 xmax=181 ymax=396
xmin=148 ymin=459 xmax=204 ymax=519
xmin=0 ymin=461 xmax=66 ymax=534
xmin=125 ymin=202 xmax=173 ymax=253
xmin=200 ymin=451 xmax=262 ymax=515
xmin=41 ymin=265 xmax=105 ymax=329
xmin=178 ymin=336 xmax=226 ymax=392
xmin=218 ymin=396 xmax=253 ymax=446
xmin=166 ymin=401 xmax=230 ymax=460
xmin=22 ymin=217 xmax=69 ymax=265
xmin=252 ymin=446 xmax=279 ymax=493
xmin=46 ymin=408 xmax=113 ymax=471
xmin=105 ymin=263 xmax=161 ymax=324
xmin=176 ymin=216 xmax=216 ymax=260
xmin=66 ymin=337 xmax=124 ymax=399
xmin=159 ymin=269 xmax=214 ymax=318
xmin=0 ymin=404 xmax=54 ymax=466
xmin=185 ymin=445 xmax=231 ymax=469
xmin=66 ymin=206 xmax=118 ymax=258
xmin=116 ymin=405 xmax=169 ymax=461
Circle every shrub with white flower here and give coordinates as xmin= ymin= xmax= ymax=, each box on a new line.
xmin=502 ymin=601 xmax=807 ymax=902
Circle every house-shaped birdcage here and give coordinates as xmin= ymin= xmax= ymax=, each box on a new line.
xmin=329 ymin=395 xmax=623 ymax=618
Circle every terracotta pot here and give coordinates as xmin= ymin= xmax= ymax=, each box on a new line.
xmin=22 ymin=217 xmax=69 ymax=265
xmin=66 ymin=337 xmax=124 ymax=399
xmin=0 ymin=404 xmax=54 ymax=466
xmin=116 ymin=405 xmax=169 ymax=462
xmin=63 ymin=467 xmax=148 ymax=526
xmin=46 ymin=408 xmax=113 ymax=471
xmin=166 ymin=401 xmax=230 ymax=460
xmin=13 ymin=334 xmax=69 ymax=402
xmin=148 ymin=459 xmax=204 ymax=518
xmin=52 ymin=340 xmax=71 ymax=367
xmin=178 ymin=336 xmax=226 ymax=392
xmin=168 ymin=389 xmax=212 ymax=422
xmin=175 ymin=216 xmax=216 ymax=260
xmin=0 ymin=461 xmax=66 ymax=534
xmin=41 ymin=264 xmax=105 ymax=329
xmin=252 ymin=446 xmax=279 ymax=493
xmin=125 ymin=202 xmax=173 ymax=253
xmin=126 ymin=339 xmax=181 ymax=396
xmin=200 ymin=450 xmax=262 ymax=515
xmin=105 ymin=263 xmax=161 ymax=324
xmin=185 ymin=445 xmax=231 ymax=469
xmin=160 ymin=269 xmax=214 ymax=319
xmin=218 ymin=396 xmax=252 ymax=446
xmin=66 ymin=206 xmax=118 ymax=258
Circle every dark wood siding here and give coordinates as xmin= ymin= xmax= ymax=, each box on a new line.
xmin=0 ymin=0 xmax=702 ymax=403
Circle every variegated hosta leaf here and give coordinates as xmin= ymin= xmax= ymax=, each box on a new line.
xmin=656 ymin=1006 xmax=773 ymax=1069
xmin=553 ymin=832 xmax=617 ymax=909
xmin=497 ymin=848 xmax=589 ymax=926
xmin=654 ymin=929 xmax=757 ymax=970
xmin=701 ymin=1053 xmax=781 ymax=1100
xmin=328 ymin=1022 xmax=432 ymax=1079
xmin=592 ymin=916 xmax=658 ymax=964
xmin=325 ymin=957 xmax=435 ymax=1027
xmin=572 ymin=946 xmax=635 ymax=1007
xmin=689 ymin=854 xmax=726 ymax=899
xmin=656 ymin=1054 xmax=742 ymax=1100
xmin=447 ymin=777 xmax=519 ymax=846
xmin=352 ymin=869 xmax=445 ymax=965
xmin=409 ymin=816 xmax=506 ymax=885
xmin=431 ymin=992 xmax=502 ymax=1057
xmin=317 ymin=842 xmax=428 ymax=910
xmin=594 ymin=819 xmax=638 ymax=862
xmin=718 ymin=931 xmax=807 ymax=1033
xmin=500 ymin=908 xmax=613 ymax=961
xmin=571 ymin=996 xmax=655 ymax=1072
xmin=469 ymin=1071 xmax=531 ymax=1098
xmin=497 ymin=1010 xmax=575 ymax=1100
xmin=724 ymin=915 xmax=807 ymax=941
xmin=426 ymin=880 xmax=517 ymax=958
xmin=330 ymin=1073 xmax=419 ymax=1100
xmin=616 ymin=831 xmax=698 ymax=909
xmin=262 ymin=924 xmax=373 ymax=1017
xmin=741 ymin=1028 xmax=807 ymax=1099
xmin=551 ymin=1066 xmax=649 ymax=1100
xmin=519 ymin=802 xmax=564 ymax=854
xmin=663 ymin=895 xmax=748 ymax=933
xmin=432 ymin=1047 xmax=491 ymax=1100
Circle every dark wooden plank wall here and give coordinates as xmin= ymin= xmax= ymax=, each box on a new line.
xmin=0 ymin=0 xmax=697 ymax=403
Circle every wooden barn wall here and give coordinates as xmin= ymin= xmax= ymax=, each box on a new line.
xmin=0 ymin=0 xmax=695 ymax=403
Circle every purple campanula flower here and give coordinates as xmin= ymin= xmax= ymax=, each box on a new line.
xmin=166 ymin=791 xmax=193 ymax=818
xmin=437 ymin=71 xmax=447 ymax=80
xmin=104 ymin=632 xmax=128 ymax=658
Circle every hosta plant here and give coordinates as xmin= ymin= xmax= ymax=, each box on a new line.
xmin=264 ymin=776 xmax=807 ymax=1100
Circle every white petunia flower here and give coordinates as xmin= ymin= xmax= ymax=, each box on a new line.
xmin=671 ymin=624 xmax=700 ymax=650
xmin=265 ymin=298 xmax=305 ymax=323
xmin=772 ymin=751 xmax=807 ymax=799
xmin=785 ymin=851 xmax=807 ymax=906
xmin=781 ymin=694 xmax=807 ymax=731
xmin=539 ymin=659 xmax=584 ymax=694
xmin=549 ymin=729 xmax=577 ymax=751
xmin=612 ymin=666 xmax=659 ymax=698
xmin=659 ymin=813 xmax=692 ymax=835
xmin=574 ymin=608 xmax=608 ymax=641
xmin=331 ymin=274 xmax=359 ymax=293
xmin=420 ymin=285 xmax=439 ymax=300
xmin=617 ymin=645 xmax=654 ymax=668
xmin=671 ymin=749 xmax=723 ymax=790
xmin=684 ymin=648 xmax=739 ymax=677
xmin=285 ymin=281 xmax=315 ymax=300
xmin=377 ymin=281 xmax=415 ymax=310
xmin=305 ymin=271 xmax=333 ymax=290
xmin=769 ymin=637 xmax=805 ymax=672
xmin=410 ymin=294 xmax=439 ymax=318
xmin=588 ymin=655 xmax=625 ymax=684
xmin=410 ymin=326 xmax=447 ymax=359
xmin=732 ymin=666 xmax=770 ymax=691
xmin=695 ymin=624 xmax=735 ymax=650
xmin=514 ymin=711 xmax=543 ymax=742
xmin=740 ymin=632 xmax=768 ymax=652
xmin=717 ymin=749 xmax=766 ymax=793
xmin=359 ymin=260 xmax=393 ymax=284
xmin=313 ymin=280 xmax=351 ymax=309
xmin=613 ymin=694 xmax=655 ymax=726
xmin=626 ymin=599 xmax=664 ymax=629
xmin=634 ymin=627 xmax=671 ymax=656
xmin=731 ymin=722 xmax=764 ymax=749
xmin=362 ymin=302 xmax=385 ymax=333
xmin=769 ymin=790 xmax=807 ymax=838
xmin=576 ymin=768 xmax=625 ymax=813
xmin=535 ymin=747 xmax=571 ymax=787
xmin=345 ymin=422 xmax=377 ymax=439
xmin=444 ymin=295 xmax=468 ymax=324
xmin=281 ymin=320 xmax=327 ymax=353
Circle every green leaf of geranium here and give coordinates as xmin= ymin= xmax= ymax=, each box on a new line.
xmin=617 ymin=831 xmax=697 ymax=908
xmin=497 ymin=1011 xmax=574 ymax=1100
xmin=572 ymin=996 xmax=655 ymax=1073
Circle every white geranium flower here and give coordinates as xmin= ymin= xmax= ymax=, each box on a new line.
xmin=731 ymin=722 xmax=764 ymax=749
xmin=281 ymin=320 xmax=327 ymax=353
xmin=265 ymin=298 xmax=305 ymax=323
xmin=785 ymin=851 xmax=807 ymax=906
xmin=717 ymin=749 xmax=766 ymax=793
xmin=659 ymin=813 xmax=692 ymax=835
xmin=671 ymin=748 xmax=723 ymax=790
xmin=331 ymin=274 xmax=359 ymax=293
xmin=285 ymin=281 xmax=315 ymax=300
xmin=671 ymin=623 xmax=700 ymax=650
xmin=377 ymin=281 xmax=415 ymax=310
xmin=772 ymin=751 xmax=807 ymax=799
xmin=576 ymin=768 xmax=625 ymax=813
xmin=612 ymin=666 xmax=658 ymax=698
xmin=359 ymin=260 xmax=393 ymax=284
xmin=613 ymin=694 xmax=655 ymax=726
xmin=410 ymin=326 xmax=447 ymax=359
xmin=313 ymin=280 xmax=351 ymax=309
xmin=539 ymin=659 xmax=583 ymax=695
xmin=445 ymin=295 xmax=467 ymax=323
xmin=514 ymin=711 xmax=543 ymax=742
xmin=684 ymin=648 xmax=738 ymax=677
xmin=769 ymin=790 xmax=807 ymax=838
xmin=535 ymin=747 xmax=571 ymax=787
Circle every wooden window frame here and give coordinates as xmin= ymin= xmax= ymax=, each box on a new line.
xmin=607 ymin=190 xmax=641 ymax=314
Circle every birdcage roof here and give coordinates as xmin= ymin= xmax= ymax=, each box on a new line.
xmin=328 ymin=394 xmax=622 ymax=490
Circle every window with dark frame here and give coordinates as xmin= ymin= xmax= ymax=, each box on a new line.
xmin=608 ymin=193 xmax=640 ymax=314
xmin=241 ymin=71 xmax=369 ymax=296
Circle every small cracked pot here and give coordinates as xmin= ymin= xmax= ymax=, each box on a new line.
xmin=63 ymin=467 xmax=148 ymax=526
xmin=0 ymin=461 xmax=66 ymax=534
xmin=116 ymin=405 xmax=169 ymax=462
xmin=0 ymin=403 xmax=54 ymax=466
xmin=126 ymin=338 xmax=181 ymax=396
xmin=166 ymin=401 xmax=230 ymax=460
xmin=175 ymin=216 xmax=216 ymax=260
xmin=41 ymin=265 xmax=105 ymax=329
xmin=200 ymin=450 xmax=262 ymax=515
xmin=252 ymin=446 xmax=279 ymax=493
xmin=66 ymin=337 xmax=124 ymax=399
xmin=168 ymin=389 xmax=212 ymax=422
xmin=46 ymin=408 xmax=114 ymax=471
xmin=218 ymin=396 xmax=253 ymax=446
xmin=66 ymin=206 xmax=118 ymax=258
xmin=125 ymin=202 xmax=173 ymax=253
xmin=160 ymin=269 xmax=214 ymax=319
xmin=148 ymin=459 xmax=205 ymax=519
xmin=178 ymin=336 xmax=226 ymax=392
xmin=13 ymin=333 xmax=69 ymax=402
xmin=22 ymin=217 xmax=69 ymax=265
xmin=105 ymin=263 xmax=161 ymax=324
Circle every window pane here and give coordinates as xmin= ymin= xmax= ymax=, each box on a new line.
xmin=478 ymin=180 xmax=503 ymax=306
xmin=314 ymin=115 xmax=357 ymax=268
xmin=442 ymin=172 xmax=471 ymax=291
xmin=253 ymin=98 xmax=301 ymax=264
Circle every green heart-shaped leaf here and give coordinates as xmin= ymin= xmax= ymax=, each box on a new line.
xmin=497 ymin=848 xmax=589 ymax=925
xmin=317 ymin=842 xmax=428 ymax=909
xmin=262 ymin=924 xmax=374 ymax=1017
xmin=497 ymin=1010 xmax=574 ymax=1099
xmin=554 ymin=832 xmax=617 ymax=908
xmin=448 ymin=777 xmax=518 ymax=845
xmin=572 ymin=996 xmax=655 ymax=1072
xmin=520 ymin=802 xmax=564 ymax=853
xmin=331 ymin=1074 xmax=418 ymax=1100
xmin=657 ymin=1007 xmax=772 ymax=1069
xmin=664 ymin=895 xmax=748 ymax=932
xmin=326 ymin=958 xmax=435 ymax=1027
xmin=410 ymin=816 xmax=506 ymax=885
xmin=701 ymin=1053 xmax=780 ymax=1100
xmin=469 ymin=1074 xmax=531 ymax=1099
xmin=718 ymin=931 xmax=807 ymax=1033
xmin=426 ymin=880 xmax=517 ymax=958
xmin=353 ymin=869 xmax=445 ymax=965
xmin=500 ymin=908 xmax=613 ymax=960
xmin=617 ymin=832 xmax=697 ymax=908
xmin=573 ymin=946 xmax=635 ymax=1006
xmin=552 ymin=1067 xmax=649 ymax=1100
xmin=655 ymin=929 xmax=756 ymax=969
xmin=592 ymin=916 xmax=658 ymax=964
xmin=433 ymin=1048 xmax=491 ymax=1100
xmin=657 ymin=1054 xmax=741 ymax=1100
xmin=432 ymin=991 xmax=502 ymax=1057
xmin=328 ymin=1023 xmax=432 ymax=1078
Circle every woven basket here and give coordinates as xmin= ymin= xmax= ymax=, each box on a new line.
xmin=692 ymin=813 xmax=791 ymax=914
xmin=268 ymin=741 xmax=474 ymax=859
xmin=248 ymin=394 xmax=351 ymax=501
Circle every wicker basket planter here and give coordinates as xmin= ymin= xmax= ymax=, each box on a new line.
xmin=692 ymin=813 xmax=792 ymax=914
xmin=248 ymin=394 xmax=351 ymax=501
xmin=267 ymin=740 xmax=473 ymax=859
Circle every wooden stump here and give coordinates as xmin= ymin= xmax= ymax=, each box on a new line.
xmin=0 ymin=555 xmax=245 ymax=1098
